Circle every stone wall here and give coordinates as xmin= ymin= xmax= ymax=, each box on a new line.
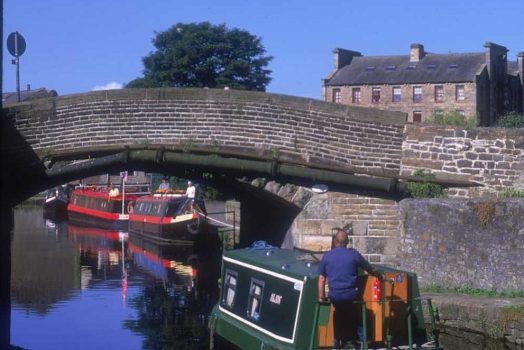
xmin=401 ymin=125 xmax=524 ymax=197
xmin=427 ymin=294 xmax=524 ymax=346
xmin=398 ymin=198 xmax=524 ymax=291
xmin=283 ymin=190 xmax=400 ymax=264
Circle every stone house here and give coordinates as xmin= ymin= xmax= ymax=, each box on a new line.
xmin=322 ymin=42 xmax=524 ymax=126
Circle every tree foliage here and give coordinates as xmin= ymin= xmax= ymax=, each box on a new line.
xmin=127 ymin=22 xmax=273 ymax=91
xmin=496 ymin=112 xmax=524 ymax=128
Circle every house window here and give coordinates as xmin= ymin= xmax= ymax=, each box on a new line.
xmin=456 ymin=109 xmax=465 ymax=116
xmin=372 ymin=87 xmax=381 ymax=103
xmin=352 ymin=88 xmax=361 ymax=104
xmin=456 ymin=85 xmax=465 ymax=101
xmin=246 ymin=279 xmax=264 ymax=321
xmin=434 ymin=86 xmax=444 ymax=102
xmin=413 ymin=111 xmax=422 ymax=123
xmin=221 ymin=270 xmax=238 ymax=309
xmin=413 ymin=86 xmax=422 ymax=102
xmin=392 ymin=87 xmax=401 ymax=102
xmin=434 ymin=109 xmax=444 ymax=117
xmin=332 ymin=88 xmax=341 ymax=103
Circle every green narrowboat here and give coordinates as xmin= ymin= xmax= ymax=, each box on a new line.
xmin=209 ymin=242 xmax=442 ymax=350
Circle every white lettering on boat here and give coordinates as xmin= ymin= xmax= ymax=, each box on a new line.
xmin=269 ymin=293 xmax=282 ymax=305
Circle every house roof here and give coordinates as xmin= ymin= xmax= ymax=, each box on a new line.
xmin=326 ymin=52 xmax=487 ymax=86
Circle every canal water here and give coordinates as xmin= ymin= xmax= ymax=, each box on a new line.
xmin=10 ymin=206 xmax=522 ymax=349
xmin=11 ymin=206 xmax=222 ymax=350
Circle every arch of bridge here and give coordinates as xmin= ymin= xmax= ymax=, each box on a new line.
xmin=3 ymin=88 xmax=406 ymax=179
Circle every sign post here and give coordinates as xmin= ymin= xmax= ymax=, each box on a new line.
xmin=120 ymin=171 xmax=128 ymax=215
xmin=7 ymin=32 xmax=27 ymax=103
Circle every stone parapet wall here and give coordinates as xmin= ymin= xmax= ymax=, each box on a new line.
xmin=398 ymin=198 xmax=524 ymax=291
xmin=401 ymin=125 xmax=524 ymax=197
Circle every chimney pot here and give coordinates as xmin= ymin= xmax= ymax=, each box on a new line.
xmin=410 ymin=43 xmax=425 ymax=62
xmin=333 ymin=48 xmax=362 ymax=69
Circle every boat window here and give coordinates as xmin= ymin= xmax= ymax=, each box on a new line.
xmin=221 ymin=270 xmax=238 ymax=309
xmin=142 ymin=202 xmax=152 ymax=214
xmin=151 ymin=203 xmax=163 ymax=216
xmin=246 ymin=278 xmax=265 ymax=321
xmin=135 ymin=202 xmax=145 ymax=213
xmin=166 ymin=202 xmax=183 ymax=217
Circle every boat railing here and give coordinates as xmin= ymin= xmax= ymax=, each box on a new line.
xmin=315 ymin=296 xmax=441 ymax=350
xmin=74 ymin=183 xmax=151 ymax=195
xmin=198 ymin=210 xmax=238 ymax=249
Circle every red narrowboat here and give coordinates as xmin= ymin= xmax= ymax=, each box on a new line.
xmin=67 ymin=187 xmax=140 ymax=230
xmin=128 ymin=193 xmax=206 ymax=244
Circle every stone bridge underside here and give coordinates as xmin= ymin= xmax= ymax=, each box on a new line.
xmin=1 ymin=88 xmax=407 ymax=206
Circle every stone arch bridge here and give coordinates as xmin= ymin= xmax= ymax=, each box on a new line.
xmin=2 ymin=88 xmax=408 ymax=207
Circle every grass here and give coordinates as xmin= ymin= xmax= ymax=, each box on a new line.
xmin=407 ymin=169 xmax=446 ymax=198
xmin=421 ymin=285 xmax=524 ymax=298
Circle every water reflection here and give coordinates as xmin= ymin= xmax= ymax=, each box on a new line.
xmin=12 ymin=208 xmax=521 ymax=349
xmin=11 ymin=208 xmax=221 ymax=350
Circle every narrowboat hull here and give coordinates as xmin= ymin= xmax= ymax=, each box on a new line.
xmin=43 ymin=187 xmax=70 ymax=221
xmin=43 ymin=196 xmax=68 ymax=214
xmin=209 ymin=245 xmax=443 ymax=350
xmin=128 ymin=193 xmax=206 ymax=244
xmin=67 ymin=210 xmax=130 ymax=230
xmin=67 ymin=188 xmax=139 ymax=230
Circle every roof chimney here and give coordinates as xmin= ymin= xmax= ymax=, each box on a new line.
xmin=410 ymin=43 xmax=425 ymax=62
xmin=26 ymin=84 xmax=31 ymax=91
xmin=517 ymin=52 xmax=524 ymax=86
xmin=333 ymin=48 xmax=362 ymax=69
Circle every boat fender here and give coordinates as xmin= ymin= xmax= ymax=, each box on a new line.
xmin=127 ymin=201 xmax=135 ymax=214
xmin=187 ymin=215 xmax=201 ymax=234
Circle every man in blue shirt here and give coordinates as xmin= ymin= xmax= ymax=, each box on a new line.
xmin=318 ymin=230 xmax=379 ymax=349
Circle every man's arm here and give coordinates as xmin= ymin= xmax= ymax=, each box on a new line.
xmin=358 ymin=254 xmax=382 ymax=279
xmin=318 ymin=274 xmax=327 ymax=301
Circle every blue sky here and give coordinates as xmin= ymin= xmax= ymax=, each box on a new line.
xmin=3 ymin=0 xmax=524 ymax=99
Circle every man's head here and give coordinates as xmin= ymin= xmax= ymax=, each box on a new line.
xmin=188 ymin=181 xmax=192 ymax=186
xmin=333 ymin=230 xmax=349 ymax=247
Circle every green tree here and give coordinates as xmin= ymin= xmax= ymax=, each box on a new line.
xmin=127 ymin=22 xmax=272 ymax=91
xmin=496 ymin=112 xmax=524 ymax=128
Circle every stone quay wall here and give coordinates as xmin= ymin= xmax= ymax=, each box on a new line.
xmin=401 ymin=125 xmax=524 ymax=197
xmin=398 ymin=198 xmax=524 ymax=291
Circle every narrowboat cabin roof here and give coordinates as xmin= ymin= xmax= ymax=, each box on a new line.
xmin=137 ymin=193 xmax=189 ymax=202
xmin=71 ymin=187 xmax=140 ymax=201
xmin=223 ymin=245 xmax=415 ymax=281
xmin=223 ymin=245 xmax=320 ymax=281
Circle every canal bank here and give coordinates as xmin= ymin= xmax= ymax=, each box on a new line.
xmin=423 ymin=293 xmax=524 ymax=348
